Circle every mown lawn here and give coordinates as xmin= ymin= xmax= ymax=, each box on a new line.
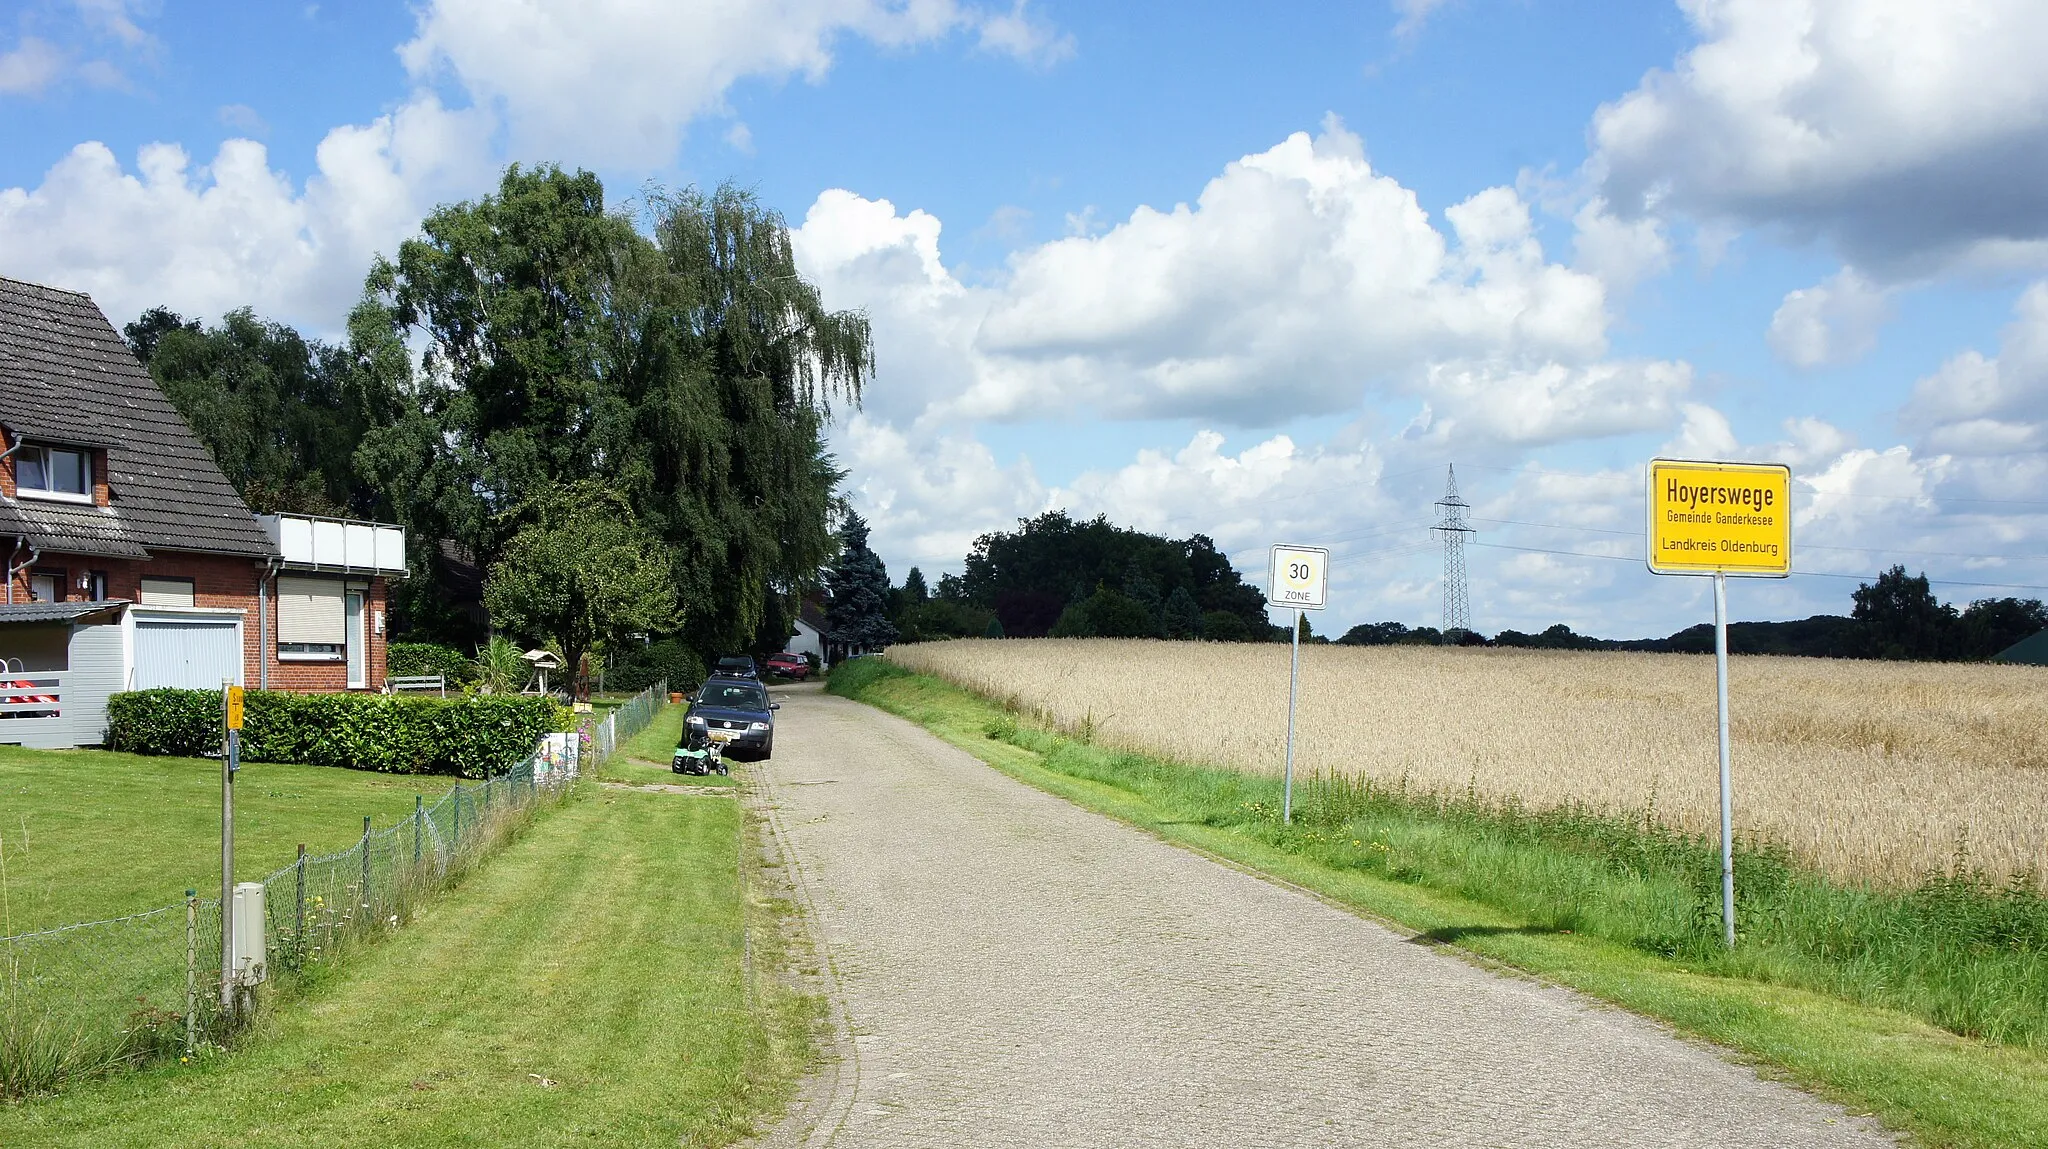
xmin=0 ymin=746 xmax=433 ymax=932
xmin=594 ymin=698 xmax=745 ymax=791
xmin=833 ymin=658 xmax=2048 ymax=1149
xmin=0 ymin=779 xmax=818 ymax=1147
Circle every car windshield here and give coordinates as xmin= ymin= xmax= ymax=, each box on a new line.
xmin=697 ymin=683 xmax=768 ymax=711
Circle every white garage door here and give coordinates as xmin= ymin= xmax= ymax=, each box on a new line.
xmin=135 ymin=616 xmax=242 ymax=690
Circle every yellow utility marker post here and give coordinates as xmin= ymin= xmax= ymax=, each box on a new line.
xmin=1646 ymin=459 xmax=1792 ymax=947
xmin=220 ymin=683 xmax=244 ymax=1013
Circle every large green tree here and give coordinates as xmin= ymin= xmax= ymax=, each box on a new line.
xmin=481 ymin=482 xmax=678 ymax=682
xmin=1853 ymin=566 xmax=1957 ymax=660
xmin=126 ymin=304 xmax=407 ymax=515
xmin=961 ymin=511 xmax=1269 ymax=638
xmin=368 ymin=165 xmax=868 ymax=656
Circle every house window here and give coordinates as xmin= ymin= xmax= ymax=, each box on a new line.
xmin=139 ymin=577 xmax=196 ymax=606
xmin=277 ymin=575 xmax=345 ymax=661
xmin=87 ymin=571 xmax=108 ymax=601
xmin=29 ymin=573 xmax=61 ymax=602
xmin=14 ymin=443 xmax=92 ymax=502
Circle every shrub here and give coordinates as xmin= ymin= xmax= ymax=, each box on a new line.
xmin=105 ymin=688 xmax=221 ymax=757
xmin=107 ymin=689 xmax=565 ymax=778
xmin=608 ymin=640 xmax=705 ymax=694
xmin=386 ymin=641 xmax=476 ymax=687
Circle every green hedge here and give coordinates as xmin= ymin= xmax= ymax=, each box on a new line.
xmin=106 ymin=688 xmax=565 ymax=778
xmin=386 ymin=641 xmax=477 ymax=687
xmin=608 ymin=640 xmax=705 ymax=694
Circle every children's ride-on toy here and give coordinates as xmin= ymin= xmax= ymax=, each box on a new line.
xmin=671 ymin=733 xmax=729 ymax=776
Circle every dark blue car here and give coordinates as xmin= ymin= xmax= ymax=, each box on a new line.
xmin=685 ymin=677 xmax=779 ymax=759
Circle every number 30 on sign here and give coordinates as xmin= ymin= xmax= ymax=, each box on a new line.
xmin=1268 ymin=544 xmax=1329 ymax=610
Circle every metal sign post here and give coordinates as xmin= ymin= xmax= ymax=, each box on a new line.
xmin=220 ymin=683 xmax=244 ymax=1012
xmin=1268 ymin=545 xmax=1329 ymax=826
xmin=1713 ymin=571 xmax=1735 ymax=948
xmin=1645 ymin=459 xmax=1791 ymax=948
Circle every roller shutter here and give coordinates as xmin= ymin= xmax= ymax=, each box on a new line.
xmin=277 ymin=577 xmax=345 ymax=643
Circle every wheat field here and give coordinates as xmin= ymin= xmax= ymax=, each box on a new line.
xmin=885 ymin=639 xmax=2048 ymax=889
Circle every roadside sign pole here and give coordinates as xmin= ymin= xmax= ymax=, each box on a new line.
xmin=1268 ymin=544 xmax=1327 ymax=828
xmin=1284 ymin=607 xmax=1301 ymax=825
xmin=1646 ymin=458 xmax=1790 ymax=951
xmin=220 ymin=682 xmax=244 ymax=1013
xmin=220 ymin=711 xmax=235 ymax=1012
xmin=1714 ymin=571 xmax=1736 ymax=948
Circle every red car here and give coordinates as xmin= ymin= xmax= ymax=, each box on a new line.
xmin=764 ymin=653 xmax=811 ymax=680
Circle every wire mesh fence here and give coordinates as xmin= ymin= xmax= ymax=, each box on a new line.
xmin=0 ymin=681 xmax=670 ymax=1098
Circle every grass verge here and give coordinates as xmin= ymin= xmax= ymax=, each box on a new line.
xmin=0 ymin=778 xmax=817 ymax=1146
xmin=0 ymin=745 xmax=440 ymax=933
xmin=832 ymin=657 xmax=2048 ymax=1149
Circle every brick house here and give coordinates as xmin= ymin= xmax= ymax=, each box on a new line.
xmin=0 ymin=275 xmax=406 ymax=747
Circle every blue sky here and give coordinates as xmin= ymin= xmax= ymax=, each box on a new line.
xmin=6 ymin=0 xmax=2047 ymax=638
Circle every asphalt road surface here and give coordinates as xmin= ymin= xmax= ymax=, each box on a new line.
xmin=753 ymin=685 xmax=1894 ymax=1148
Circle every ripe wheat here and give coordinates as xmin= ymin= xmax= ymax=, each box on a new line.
xmin=886 ymin=639 xmax=2048 ymax=888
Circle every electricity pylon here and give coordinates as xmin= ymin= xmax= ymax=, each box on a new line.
xmin=1433 ymin=465 xmax=1475 ymax=642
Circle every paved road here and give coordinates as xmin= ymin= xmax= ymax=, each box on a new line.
xmin=754 ymin=685 xmax=1893 ymax=1148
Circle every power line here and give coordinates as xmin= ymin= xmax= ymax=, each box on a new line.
xmin=1471 ymin=516 xmax=2046 ymax=564
xmin=1470 ymin=541 xmax=2048 ymax=592
xmin=1456 ymin=460 xmax=2048 ymax=508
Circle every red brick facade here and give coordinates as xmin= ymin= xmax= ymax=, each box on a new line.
xmin=6 ymin=547 xmax=390 ymax=692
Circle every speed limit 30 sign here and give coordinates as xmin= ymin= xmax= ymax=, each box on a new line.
xmin=1268 ymin=544 xmax=1328 ymax=610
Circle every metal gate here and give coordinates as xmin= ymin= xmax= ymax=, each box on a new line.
xmin=134 ymin=615 xmax=242 ymax=690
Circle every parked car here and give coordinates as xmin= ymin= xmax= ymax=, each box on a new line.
xmin=685 ymin=677 xmax=779 ymax=760
xmin=764 ymin=652 xmax=809 ymax=680
xmin=711 ymin=655 xmax=759 ymax=680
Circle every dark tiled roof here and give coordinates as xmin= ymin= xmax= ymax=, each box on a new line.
xmin=0 ymin=276 xmax=276 ymax=559
xmin=0 ymin=599 xmax=129 ymax=624
xmin=0 ymin=499 xmax=151 ymax=558
xmin=798 ymin=596 xmax=828 ymax=631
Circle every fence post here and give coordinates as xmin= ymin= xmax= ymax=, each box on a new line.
xmin=295 ymin=844 xmax=307 ymax=958
xmin=454 ymin=785 xmax=465 ymax=850
xmin=413 ymin=795 xmax=423 ymax=871
xmin=360 ymin=816 xmax=371 ymax=915
xmin=185 ymin=889 xmax=198 ymax=1054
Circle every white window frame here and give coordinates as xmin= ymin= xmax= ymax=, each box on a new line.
xmin=278 ymin=641 xmax=344 ymax=661
xmin=13 ymin=442 xmax=93 ymax=504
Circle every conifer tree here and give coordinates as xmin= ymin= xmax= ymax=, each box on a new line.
xmin=825 ymin=513 xmax=899 ymax=652
xmin=1163 ymin=586 xmax=1204 ymax=639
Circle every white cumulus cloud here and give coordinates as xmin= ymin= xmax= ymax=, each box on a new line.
xmin=1766 ymin=267 xmax=1892 ymax=369
xmin=399 ymin=0 xmax=1069 ymax=167
xmin=0 ymin=96 xmax=492 ymax=330
xmin=1591 ymin=0 xmax=2048 ymax=277
xmin=798 ymin=118 xmax=1658 ymax=438
xmin=3 ymin=0 xmax=1060 ymax=331
xmin=1903 ymin=281 xmax=2048 ymax=456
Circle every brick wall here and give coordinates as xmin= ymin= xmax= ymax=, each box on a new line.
xmin=9 ymin=548 xmax=390 ymax=692
xmin=246 ymin=570 xmax=390 ymax=692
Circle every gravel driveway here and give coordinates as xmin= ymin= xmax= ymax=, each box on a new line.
xmin=754 ymin=685 xmax=1894 ymax=1148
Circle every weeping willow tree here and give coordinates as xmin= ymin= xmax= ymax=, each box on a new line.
xmin=362 ymin=165 xmax=869 ymax=655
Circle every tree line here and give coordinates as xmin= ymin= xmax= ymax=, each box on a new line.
xmin=883 ymin=511 xmax=1280 ymax=643
xmin=1332 ymin=566 xmax=2044 ymax=662
xmin=126 ymin=164 xmax=867 ymax=676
